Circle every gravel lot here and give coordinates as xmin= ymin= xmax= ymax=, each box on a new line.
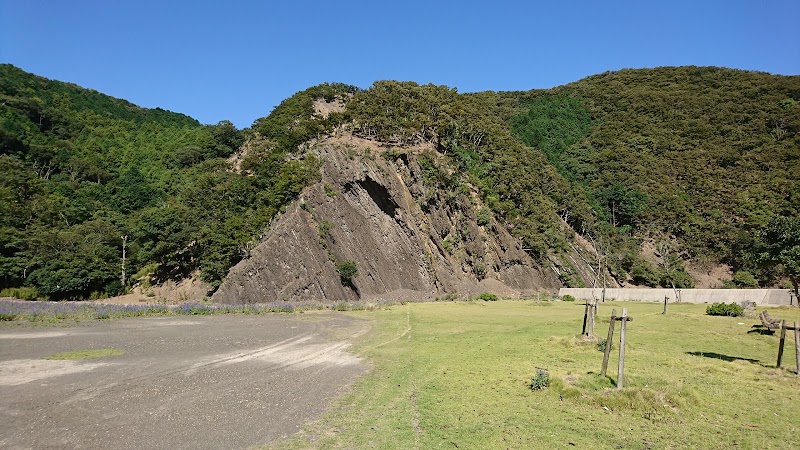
xmin=0 ymin=313 xmax=369 ymax=449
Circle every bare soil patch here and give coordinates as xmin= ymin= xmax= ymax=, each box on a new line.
xmin=0 ymin=359 xmax=110 ymax=386
xmin=0 ymin=313 xmax=370 ymax=449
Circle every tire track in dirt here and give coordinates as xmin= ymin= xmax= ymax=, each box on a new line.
xmin=58 ymin=323 xmax=362 ymax=406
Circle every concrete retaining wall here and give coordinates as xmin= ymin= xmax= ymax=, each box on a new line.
xmin=558 ymin=288 xmax=797 ymax=306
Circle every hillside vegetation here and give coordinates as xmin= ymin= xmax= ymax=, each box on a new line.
xmin=0 ymin=65 xmax=332 ymax=299
xmin=1 ymin=65 xmax=798 ymax=299
xmin=344 ymin=68 xmax=800 ymax=292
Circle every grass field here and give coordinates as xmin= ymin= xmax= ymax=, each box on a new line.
xmin=275 ymin=300 xmax=800 ymax=449
xmin=43 ymin=348 xmax=124 ymax=360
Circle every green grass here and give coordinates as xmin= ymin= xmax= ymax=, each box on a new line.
xmin=273 ymin=301 xmax=800 ymax=449
xmin=43 ymin=348 xmax=124 ymax=360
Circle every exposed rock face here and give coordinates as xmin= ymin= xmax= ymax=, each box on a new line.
xmin=212 ymin=137 xmax=561 ymax=304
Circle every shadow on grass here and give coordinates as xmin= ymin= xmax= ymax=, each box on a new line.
xmin=585 ymin=371 xmax=618 ymax=388
xmin=687 ymin=351 xmax=759 ymax=363
xmin=747 ymin=326 xmax=776 ymax=336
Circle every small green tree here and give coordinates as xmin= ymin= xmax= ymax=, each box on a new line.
xmin=336 ymin=260 xmax=358 ymax=287
xmin=757 ymin=217 xmax=800 ymax=298
xmin=731 ymin=271 xmax=759 ymax=288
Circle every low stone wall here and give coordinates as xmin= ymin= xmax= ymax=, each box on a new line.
xmin=558 ymin=288 xmax=797 ymax=306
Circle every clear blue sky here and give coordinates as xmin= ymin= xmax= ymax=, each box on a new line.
xmin=2 ymin=0 xmax=798 ymax=128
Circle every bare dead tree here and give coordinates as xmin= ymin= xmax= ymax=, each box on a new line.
xmin=656 ymin=238 xmax=682 ymax=303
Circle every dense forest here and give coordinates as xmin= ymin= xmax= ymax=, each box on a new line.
xmin=1 ymin=64 xmax=798 ymax=299
xmin=0 ymin=65 xmax=347 ymax=299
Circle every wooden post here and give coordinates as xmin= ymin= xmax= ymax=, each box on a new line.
xmin=601 ymin=309 xmax=617 ymax=377
xmin=617 ymin=308 xmax=628 ymax=389
xmin=588 ymin=299 xmax=596 ymax=336
xmin=777 ymin=320 xmax=787 ymax=368
xmin=582 ymin=301 xmax=589 ymax=336
xmin=663 ymin=296 xmax=668 ymax=315
xmin=795 ymin=322 xmax=800 ymax=376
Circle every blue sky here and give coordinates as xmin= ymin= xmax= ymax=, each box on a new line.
xmin=2 ymin=0 xmax=798 ymax=128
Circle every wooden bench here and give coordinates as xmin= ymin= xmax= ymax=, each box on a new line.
xmin=763 ymin=310 xmax=781 ymax=324
xmin=759 ymin=311 xmax=782 ymax=330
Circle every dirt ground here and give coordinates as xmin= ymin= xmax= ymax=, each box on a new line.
xmin=0 ymin=313 xmax=370 ymax=449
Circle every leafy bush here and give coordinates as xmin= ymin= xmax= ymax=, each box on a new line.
xmin=0 ymin=287 xmax=40 ymax=301
xmin=476 ymin=207 xmax=491 ymax=226
xmin=706 ymin=302 xmax=744 ymax=317
xmin=442 ymin=237 xmax=455 ymax=253
xmin=474 ymin=263 xmax=487 ymax=280
xmin=727 ymin=271 xmax=760 ymax=288
xmin=630 ymin=261 xmax=659 ymax=287
xmin=337 ymin=260 xmax=358 ymax=286
xmin=324 ymin=184 xmax=339 ymax=198
xmin=318 ymin=221 xmax=332 ymax=238
xmin=530 ymin=368 xmax=550 ymax=391
xmin=478 ymin=293 xmax=498 ymax=301
xmin=561 ymin=294 xmax=576 ymax=302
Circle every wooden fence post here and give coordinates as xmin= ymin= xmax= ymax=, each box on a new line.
xmin=582 ymin=301 xmax=589 ymax=336
xmin=663 ymin=296 xmax=668 ymax=315
xmin=601 ymin=309 xmax=617 ymax=377
xmin=795 ymin=322 xmax=800 ymax=376
xmin=777 ymin=320 xmax=787 ymax=368
xmin=617 ymin=308 xmax=628 ymax=389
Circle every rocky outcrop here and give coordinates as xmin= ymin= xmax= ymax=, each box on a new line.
xmin=212 ymin=137 xmax=561 ymax=304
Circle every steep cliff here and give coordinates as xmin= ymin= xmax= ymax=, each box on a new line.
xmin=212 ymin=136 xmax=560 ymax=303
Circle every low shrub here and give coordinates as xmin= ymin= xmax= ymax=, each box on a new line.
xmin=476 ymin=207 xmax=491 ymax=226
xmin=561 ymin=294 xmax=576 ymax=302
xmin=706 ymin=302 xmax=744 ymax=317
xmin=478 ymin=293 xmax=498 ymax=301
xmin=336 ymin=260 xmax=358 ymax=286
xmin=530 ymin=368 xmax=550 ymax=391
xmin=319 ymin=221 xmax=332 ymax=238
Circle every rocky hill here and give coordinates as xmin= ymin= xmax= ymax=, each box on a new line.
xmin=213 ymin=136 xmax=562 ymax=303
xmin=2 ymin=65 xmax=798 ymax=301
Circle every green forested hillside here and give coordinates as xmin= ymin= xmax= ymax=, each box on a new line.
xmin=1 ymin=65 xmax=798 ymax=299
xmin=344 ymin=67 xmax=800 ymax=290
xmin=529 ymin=67 xmax=800 ymax=287
xmin=0 ymin=65 xmax=325 ymax=299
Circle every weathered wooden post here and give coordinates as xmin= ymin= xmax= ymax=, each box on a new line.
xmin=795 ymin=322 xmax=800 ymax=375
xmin=663 ymin=295 xmax=668 ymax=315
xmin=601 ymin=309 xmax=617 ymax=377
xmin=582 ymin=300 xmax=589 ymax=336
xmin=617 ymin=308 xmax=628 ymax=389
xmin=777 ymin=320 xmax=787 ymax=368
